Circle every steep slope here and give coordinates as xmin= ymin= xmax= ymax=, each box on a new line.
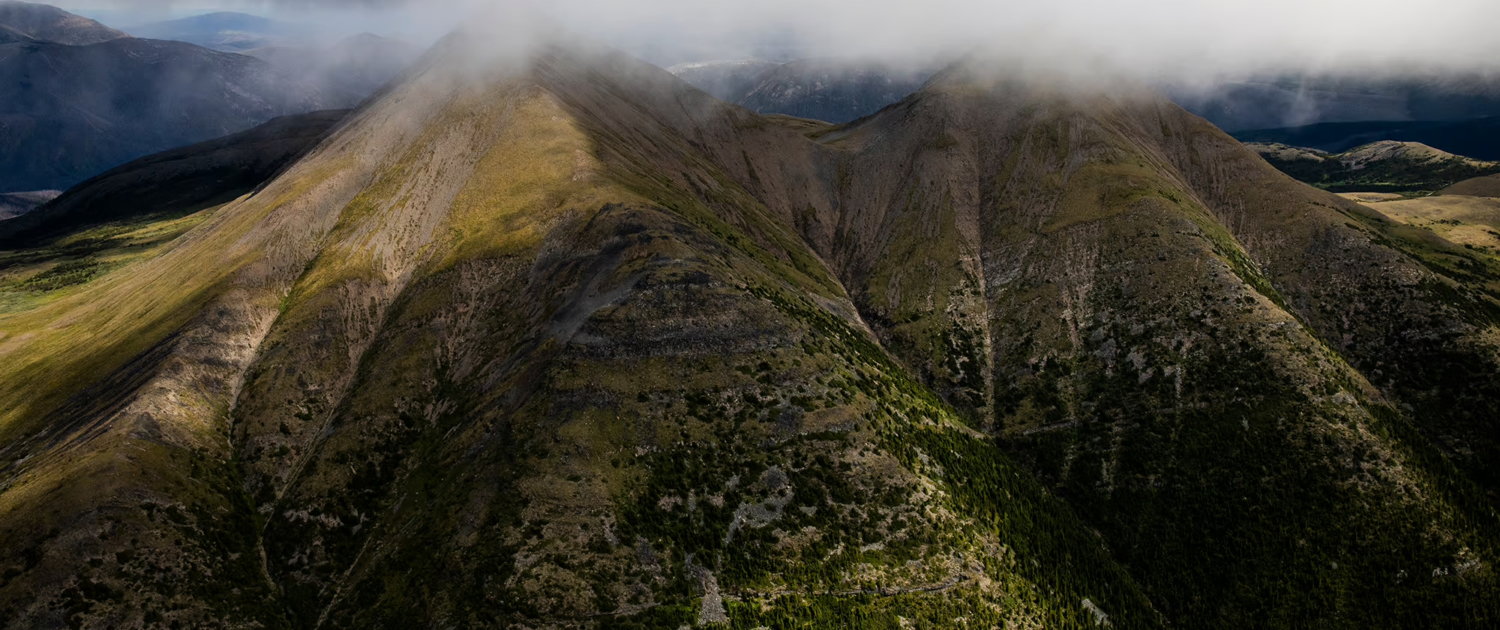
xmin=731 ymin=66 xmax=1500 ymax=627
xmin=665 ymin=59 xmax=781 ymax=101
xmin=1 ymin=35 xmax=1498 ymax=630
xmin=0 ymin=37 xmax=336 ymax=193
xmin=125 ymin=11 xmax=303 ymax=52
xmin=1247 ymin=140 xmax=1500 ymax=193
xmin=0 ymin=1 xmax=126 ymax=45
xmin=0 ymin=109 xmax=347 ymax=246
xmin=0 ymin=37 xmax=1163 ymax=630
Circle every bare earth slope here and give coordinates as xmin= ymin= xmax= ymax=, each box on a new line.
xmin=0 ymin=37 xmax=1497 ymax=630
xmin=0 ymin=38 xmax=1163 ymax=630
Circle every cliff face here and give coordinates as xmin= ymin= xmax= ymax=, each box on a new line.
xmin=0 ymin=36 xmax=1496 ymax=629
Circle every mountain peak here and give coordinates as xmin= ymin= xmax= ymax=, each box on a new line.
xmin=2 ymin=31 xmax=1499 ymax=630
xmin=0 ymin=1 xmax=129 ymax=45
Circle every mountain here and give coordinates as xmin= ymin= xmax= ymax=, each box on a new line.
xmin=0 ymin=190 xmax=55 ymax=220
xmin=0 ymin=109 xmax=347 ymax=246
xmin=1166 ymin=72 xmax=1500 ymax=132
xmin=0 ymin=1 xmax=127 ymax=45
xmin=669 ymin=57 xmax=936 ymax=123
xmin=0 ymin=36 xmax=338 ymax=193
xmin=247 ymin=34 xmax=422 ymax=108
xmin=0 ymin=34 xmax=1498 ymax=629
xmin=1235 ymin=117 xmax=1500 ymax=162
xmin=664 ymin=59 xmax=781 ymax=101
xmin=124 ymin=11 xmax=304 ymax=52
xmin=1247 ymin=140 xmax=1500 ymax=192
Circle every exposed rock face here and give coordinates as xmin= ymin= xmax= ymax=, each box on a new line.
xmin=0 ymin=35 xmax=1497 ymax=630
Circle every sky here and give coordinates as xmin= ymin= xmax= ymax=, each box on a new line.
xmin=58 ymin=0 xmax=1500 ymax=76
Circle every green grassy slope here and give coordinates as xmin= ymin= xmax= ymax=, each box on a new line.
xmin=0 ymin=38 xmax=1497 ymax=630
xmin=0 ymin=40 xmax=1163 ymax=630
xmin=1247 ymin=140 xmax=1500 ymax=194
xmin=736 ymin=68 xmax=1500 ymax=627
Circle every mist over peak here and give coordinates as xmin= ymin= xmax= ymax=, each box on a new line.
xmin=55 ymin=0 xmax=1500 ymax=78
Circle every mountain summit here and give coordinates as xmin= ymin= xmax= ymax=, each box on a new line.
xmin=0 ymin=34 xmax=1497 ymax=629
xmin=0 ymin=1 xmax=127 ymax=45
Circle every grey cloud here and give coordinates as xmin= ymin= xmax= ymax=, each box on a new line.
xmin=64 ymin=0 xmax=1500 ymax=77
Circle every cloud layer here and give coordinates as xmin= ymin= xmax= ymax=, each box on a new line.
xmin=65 ymin=0 xmax=1500 ymax=75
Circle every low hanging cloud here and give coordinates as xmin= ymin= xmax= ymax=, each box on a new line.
xmin=64 ymin=0 xmax=1500 ymax=76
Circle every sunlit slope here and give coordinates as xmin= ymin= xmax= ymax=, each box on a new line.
xmin=0 ymin=39 xmax=1164 ymax=629
xmin=734 ymin=67 xmax=1500 ymax=627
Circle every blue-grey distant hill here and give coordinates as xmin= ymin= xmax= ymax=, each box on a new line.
xmin=123 ymin=11 xmax=306 ymax=52
xmin=1166 ymin=72 xmax=1500 ymax=132
xmin=1234 ymin=118 xmax=1500 ymax=161
xmin=669 ymin=58 xmax=936 ymax=124
xmin=0 ymin=4 xmax=419 ymax=193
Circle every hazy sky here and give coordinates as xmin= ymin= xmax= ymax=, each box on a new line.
xmin=61 ymin=0 xmax=1500 ymax=75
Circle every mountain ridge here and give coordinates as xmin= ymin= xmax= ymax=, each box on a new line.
xmin=1247 ymin=139 xmax=1500 ymax=192
xmin=0 ymin=1 xmax=127 ymax=45
xmin=124 ymin=11 xmax=303 ymax=52
xmin=0 ymin=35 xmax=1497 ymax=629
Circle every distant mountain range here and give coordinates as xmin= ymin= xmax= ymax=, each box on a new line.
xmin=123 ymin=11 xmax=307 ymax=52
xmin=0 ymin=189 xmax=54 ymax=220
xmin=1167 ymin=72 xmax=1500 ymax=132
xmin=0 ymin=36 xmax=335 ymax=193
xmin=1246 ymin=140 xmax=1500 ymax=193
xmin=0 ymin=3 xmax=418 ymax=193
xmin=664 ymin=59 xmax=780 ymax=101
xmin=668 ymin=58 xmax=936 ymax=123
xmin=673 ymin=62 xmax=1500 ymax=132
xmin=0 ymin=109 xmax=347 ymax=245
xmin=1234 ymin=118 xmax=1500 ymax=161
